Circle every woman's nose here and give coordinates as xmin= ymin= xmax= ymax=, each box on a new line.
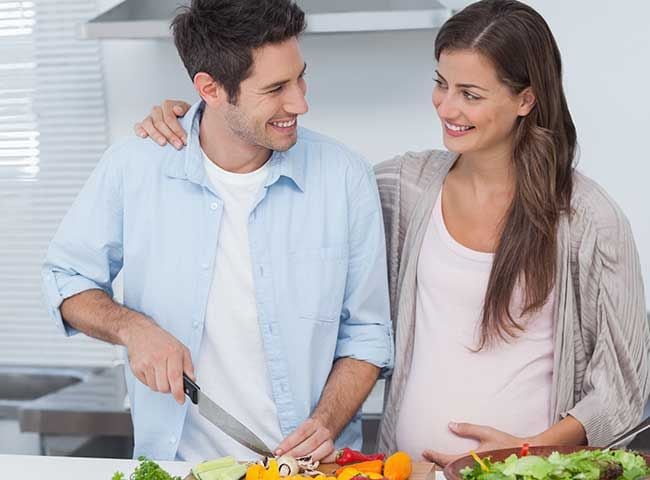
xmin=435 ymin=91 xmax=459 ymax=119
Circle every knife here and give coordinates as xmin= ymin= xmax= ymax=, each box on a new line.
xmin=183 ymin=373 xmax=274 ymax=457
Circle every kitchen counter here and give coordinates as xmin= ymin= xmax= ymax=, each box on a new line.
xmin=19 ymin=366 xmax=132 ymax=437
xmin=1 ymin=454 xmax=192 ymax=479
xmin=1 ymin=455 xmax=445 ymax=480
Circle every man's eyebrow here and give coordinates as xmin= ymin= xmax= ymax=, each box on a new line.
xmin=260 ymin=63 xmax=307 ymax=91
xmin=435 ymin=70 xmax=489 ymax=92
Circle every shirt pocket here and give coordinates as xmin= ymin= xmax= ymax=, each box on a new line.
xmin=290 ymin=245 xmax=348 ymax=323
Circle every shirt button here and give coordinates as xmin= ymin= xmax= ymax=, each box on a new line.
xmin=169 ymin=435 xmax=177 ymax=444
xmin=192 ymin=321 xmax=200 ymax=329
xmin=201 ymin=262 xmax=209 ymax=269
xmin=210 ymin=202 xmax=218 ymax=210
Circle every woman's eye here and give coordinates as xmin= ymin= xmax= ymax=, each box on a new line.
xmin=433 ymin=78 xmax=447 ymax=88
xmin=463 ymin=91 xmax=480 ymax=100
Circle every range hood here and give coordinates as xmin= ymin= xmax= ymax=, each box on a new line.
xmin=80 ymin=0 xmax=452 ymax=39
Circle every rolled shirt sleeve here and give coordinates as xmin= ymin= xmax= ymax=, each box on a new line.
xmin=42 ymin=143 xmax=125 ymax=336
xmin=335 ymin=159 xmax=394 ymax=375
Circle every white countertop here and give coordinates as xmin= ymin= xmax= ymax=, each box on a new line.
xmin=0 ymin=454 xmax=192 ymax=479
xmin=0 ymin=454 xmax=446 ymax=480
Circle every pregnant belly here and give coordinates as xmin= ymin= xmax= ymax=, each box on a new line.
xmin=396 ymin=397 xmax=480 ymax=459
xmin=394 ymin=375 xmax=551 ymax=459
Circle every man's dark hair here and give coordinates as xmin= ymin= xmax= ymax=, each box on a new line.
xmin=172 ymin=0 xmax=306 ymax=104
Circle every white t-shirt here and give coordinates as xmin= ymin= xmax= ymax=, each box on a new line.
xmin=395 ymin=189 xmax=555 ymax=459
xmin=177 ymin=151 xmax=283 ymax=463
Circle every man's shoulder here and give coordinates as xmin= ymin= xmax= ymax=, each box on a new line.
xmin=100 ymin=135 xmax=183 ymax=176
xmin=296 ymin=126 xmax=351 ymax=151
xmin=295 ymin=127 xmax=370 ymax=172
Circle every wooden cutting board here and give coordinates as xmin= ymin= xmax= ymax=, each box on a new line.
xmin=184 ymin=461 xmax=435 ymax=480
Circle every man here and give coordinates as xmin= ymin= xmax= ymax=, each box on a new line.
xmin=42 ymin=0 xmax=393 ymax=463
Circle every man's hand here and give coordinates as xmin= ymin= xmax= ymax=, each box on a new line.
xmin=275 ymin=415 xmax=336 ymax=462
xmin=123 ymin=315 xmax=195 ymax=405
xmin=422 ymin=422 xmax=527 ymax=467
xmin=134 ymin=99 xmax=191 ymax=150
xmin=60 ymin=290 xmax=196 ymax=406
xmin=273 ymin=358 xmax=379 ymax=462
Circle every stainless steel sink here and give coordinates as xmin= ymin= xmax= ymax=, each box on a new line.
xmin=0 ymin=370 xmax=82 ymax=401
xmin=0 ymin=367 xmax=89 ymax=419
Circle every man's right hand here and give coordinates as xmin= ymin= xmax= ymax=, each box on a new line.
xmin=134 ymin=99 xmax=191 ymax=150
xmin=123 ymin=314 xmax=195 ymax=405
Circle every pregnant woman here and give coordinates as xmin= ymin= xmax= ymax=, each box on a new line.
xmin=133 ymin=0 xmax=649 ymax=466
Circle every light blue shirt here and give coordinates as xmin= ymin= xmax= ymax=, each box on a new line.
xmin=42 ymin=102 xmax=394 ymax=460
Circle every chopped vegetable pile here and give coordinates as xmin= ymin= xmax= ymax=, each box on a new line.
xmin=460 ymin=449 xmax=650 ymax=480
xmin=112 ymin=456 xmax=181 ymax=480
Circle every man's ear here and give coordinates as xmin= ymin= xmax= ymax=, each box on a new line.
xmin=194 ymin=72 xmax=225 ymax=107
xmin=517 ymin=86 xmax=536 ymax=117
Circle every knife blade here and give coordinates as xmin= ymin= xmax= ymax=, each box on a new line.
xmin=183 ymin=373 xmax=274 ymax=457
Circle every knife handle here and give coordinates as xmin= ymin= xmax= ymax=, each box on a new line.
xmin=183 ymin=373 xmax=200 ymax=405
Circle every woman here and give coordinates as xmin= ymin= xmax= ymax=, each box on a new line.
xmin=133 ymin=0 xmax=649 ymax=465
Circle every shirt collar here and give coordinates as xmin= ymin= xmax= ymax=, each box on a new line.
xmin=164 ymin=100 xmax=305 ymax=193
xmin=162 ymin=101 xmax=207 ymax=186
xmin=265 ymin=148 xmax=305 ymax=193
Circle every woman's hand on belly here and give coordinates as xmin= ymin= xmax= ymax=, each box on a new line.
xmin=422 ymin=422 xmax=528 ymax=467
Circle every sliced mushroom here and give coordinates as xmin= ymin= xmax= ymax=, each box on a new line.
xmin=276 ymin=455 xmax=300 ymax=477
xmin=296 ymin=455 xmax=320 ymax=472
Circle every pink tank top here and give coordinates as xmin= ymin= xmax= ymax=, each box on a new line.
xmin=395 ymin=189 xmax=555 ymax=458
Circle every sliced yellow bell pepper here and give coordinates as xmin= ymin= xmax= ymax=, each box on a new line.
xmin=246 ymin=464 xmax=266 ymax=480
xmin=469 ymin=451 xmax=488 ymax=472
xmin=263 ymin=460 xmax=281 ymax=480
xmin=336 ymin=467 xmax=361 ymax=480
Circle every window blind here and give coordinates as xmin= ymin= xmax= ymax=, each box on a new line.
xmin=0 ymin=0 xmax=121 ymax=366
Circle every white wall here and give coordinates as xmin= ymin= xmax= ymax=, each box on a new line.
xmin=99 ymin=0 xmax=650 ymax=304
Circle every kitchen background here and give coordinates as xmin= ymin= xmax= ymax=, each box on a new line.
xmin=0 ymin=0 xmax=648 ymax=459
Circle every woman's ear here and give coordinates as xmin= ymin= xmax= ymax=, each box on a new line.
xmin=193 ymin=72 xmax=224 ymax=107
xmin=517 ymin=87 xmax=536 ymax=117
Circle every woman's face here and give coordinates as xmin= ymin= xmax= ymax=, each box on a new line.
xmin=432 ymin=49 xmax=534 ymax=158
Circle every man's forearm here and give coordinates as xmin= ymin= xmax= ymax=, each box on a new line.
xmin=311 ymin=357 xmax=380 ymax=439
xmin=60 ymin=289 xmax=150 ymax=346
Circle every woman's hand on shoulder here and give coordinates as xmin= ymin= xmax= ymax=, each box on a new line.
xmin=133 ymin=99 xmax=191 ymax=150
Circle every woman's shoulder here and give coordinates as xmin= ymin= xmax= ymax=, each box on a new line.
xmin=568 ymin=171 xmax=638 ymax=270
xmin=570 ymin=171 xmax=632 ymax=234
xmin=374 ymin=149 xmax=456 ymax=191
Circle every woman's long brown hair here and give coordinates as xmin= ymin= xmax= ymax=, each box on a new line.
xmin=434 ymin=0 xmax=577 ymax=349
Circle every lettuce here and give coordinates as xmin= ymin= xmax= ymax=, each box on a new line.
xmin=460 ymin=449 xmax=650 ymax=480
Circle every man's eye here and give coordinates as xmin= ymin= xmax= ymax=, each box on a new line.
xmin=268 ymin=86 xmax=283 ymax=94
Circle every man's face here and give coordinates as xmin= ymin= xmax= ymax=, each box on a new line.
xmin=222 ymin=37 xmax=308 ymax=152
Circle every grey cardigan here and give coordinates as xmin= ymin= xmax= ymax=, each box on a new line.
xmin=373 ymin=150 xmax=650 ymax=453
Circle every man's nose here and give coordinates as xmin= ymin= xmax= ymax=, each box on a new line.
xmin=285 ymin=84 xmax=308 ymax=115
